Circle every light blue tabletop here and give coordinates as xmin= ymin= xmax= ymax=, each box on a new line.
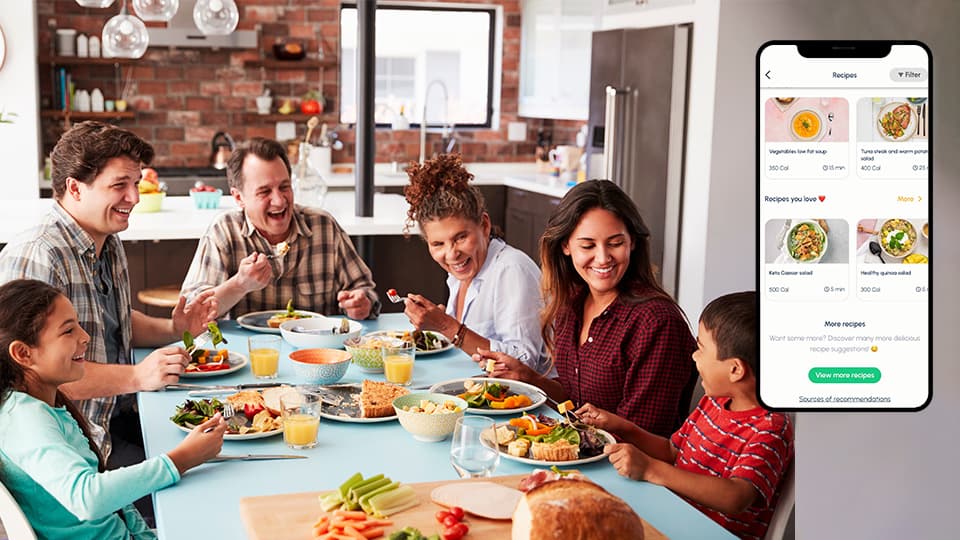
xmin=136 ymin=314 xmax=734 ymax=540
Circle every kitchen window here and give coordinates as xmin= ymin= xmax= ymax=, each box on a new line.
xmin=340 ymin=4 xmax=496 ymax=128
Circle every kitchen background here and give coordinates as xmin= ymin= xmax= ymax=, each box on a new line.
xmin=35 ymin=0 xmax=583 ymax=167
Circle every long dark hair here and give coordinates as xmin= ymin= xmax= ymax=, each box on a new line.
xmin=539 ymin=180 xmax=681 ymax=355
xmin=0 ymin=280 xmax=107 ymax=472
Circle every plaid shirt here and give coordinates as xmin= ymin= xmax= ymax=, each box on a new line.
xmin=0 ymin=203 xmax=132 ymax=457
xmin=181 ymin=204 xmax=380 ymax=319
xmin=553 ymin=291 xmax=697 ymax=437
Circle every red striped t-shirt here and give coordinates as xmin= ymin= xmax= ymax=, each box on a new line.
xmin=670 ymin=396 xmax=794 ymax=540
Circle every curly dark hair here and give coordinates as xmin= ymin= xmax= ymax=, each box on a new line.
xmin=402 ymin=153 xmax=501 ymax=238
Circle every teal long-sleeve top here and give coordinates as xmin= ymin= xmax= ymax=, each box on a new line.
xmin=0 ymin=391 xmax=180 ymax=540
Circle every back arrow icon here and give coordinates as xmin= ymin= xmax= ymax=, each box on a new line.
xmin=765 ymin=70 xmax=772 ymax=79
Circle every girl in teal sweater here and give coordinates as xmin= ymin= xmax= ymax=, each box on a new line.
xmin=0 ymin=279 xmax=227 ymax=540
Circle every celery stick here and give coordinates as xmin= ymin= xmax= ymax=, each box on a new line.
xmin=337 ymin=473 xmax=364 ymax=500
xmin=359 ymin=481 xmax=400 ymax=513
xmin=318 ymin=491 xmax=343 ymax=512
xmin=368 ymin=485 xmax=419 ymax=517
xmin=347 ymin=474 xmax=386 ymax=498
xmin=349 ymin=477 xmax=392 ymax=504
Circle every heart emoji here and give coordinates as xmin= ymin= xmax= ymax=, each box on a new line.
xmin=818 ymin=195 xmax=826 ymax=202
xmin=871 ymin=345 xmax=878 ymax=352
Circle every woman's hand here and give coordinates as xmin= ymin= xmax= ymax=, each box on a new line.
xmin=472 ymin=348 xmax=537 ymax=382
xmin=404 ymin=294 xmax=457 ymax=336
xmin=575 ymin=403 xmax=630 ymax=435
xmin=167 ymin=413 xmax=226 ymax=475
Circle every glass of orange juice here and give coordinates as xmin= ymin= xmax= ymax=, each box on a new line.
xmin=280 ymin=389 xmax=322 ymax=450
xmin=382 ymin=340 xmax=415 ymax=386
xmin=248 ymin=335 xmax=281 ymax=379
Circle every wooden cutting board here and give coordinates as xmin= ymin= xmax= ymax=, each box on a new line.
xmin=239 ymin=474 xmax=667 ymax=539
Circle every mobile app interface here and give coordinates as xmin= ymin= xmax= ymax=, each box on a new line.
xmin=758 ymin=43 xmax=930 ymax=409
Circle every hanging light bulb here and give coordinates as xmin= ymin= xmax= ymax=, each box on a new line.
xmin=102 ymin=0 xmax=149 ymax=59
xmin=193 ymin=0 xmax=239 ymax=36
xmin=76 ymin=0 xmax=115 ymax=7
xmin=131 ymin=0 xmax=178 ymax=22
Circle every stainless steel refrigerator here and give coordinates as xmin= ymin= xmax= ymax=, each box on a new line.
xmin=585 ymin=25 xmax=690 ymax=297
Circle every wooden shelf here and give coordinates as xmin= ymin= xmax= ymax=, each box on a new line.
xmin=244 ymin=113 xmax=336 ymax=122
xmin=39 ymin=55 xmax=136 ymax=66
xmin=243 ymin=58 xmax=336 ymax=69
xmin=41 ymin=110 xmax=136 ymax=120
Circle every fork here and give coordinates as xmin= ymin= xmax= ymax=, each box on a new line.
xmin=185 ymin=331 xmax=212 ymax=355
xmin=205 ymin=402 xmax=243 ymax=432
xmin=386 ymin=289 xmax=405 ymax=304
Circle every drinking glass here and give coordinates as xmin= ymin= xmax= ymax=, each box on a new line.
xmin=248 ymin=335 xmax=280 ymax=379
xmin=450 ymin=416 xmax=500 ymax=478
xmin=280 ymin=389 xmax=322 ymax=450
xmin=382 ymin=340 xmax=415 ymax=386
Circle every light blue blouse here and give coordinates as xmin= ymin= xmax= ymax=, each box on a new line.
xmin=445 ymin=238 xmax=552 ymax=375
xmin=0 ymin=391 xmax=180 ymax=540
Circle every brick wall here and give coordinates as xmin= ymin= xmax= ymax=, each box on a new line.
xmin=37 ymin=0 xmax=583 ymax=168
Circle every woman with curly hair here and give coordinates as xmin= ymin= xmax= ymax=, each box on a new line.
xmin=474 ymin=180 xmax=697 ymax=436
xmin=402 ymin=154 xmax=549 ymax=373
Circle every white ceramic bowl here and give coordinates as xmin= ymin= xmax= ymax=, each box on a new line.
xmin=288 ymin=348 xmax=352 ymax=384
xmin=279 ymin=316 xmax=362 ymax=349
xmin=393 ymin=393 xmax=467 ymax=442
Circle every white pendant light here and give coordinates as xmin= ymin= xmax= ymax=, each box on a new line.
xmin=132 ymin=0 xmax=179 ymax=22
xmin=102 ymin=0 xmax=149 ymax=59
xmin=76 ymin=0 xmax=115 ymax=7
xmin=193 ymin=0 xmax=239 ymax=36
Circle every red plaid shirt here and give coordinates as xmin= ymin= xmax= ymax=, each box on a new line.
xmin=553 ymin=291 xmax=697 ymax=437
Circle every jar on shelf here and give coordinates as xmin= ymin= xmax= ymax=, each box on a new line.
xmin=292 ymin=143 xmax=327 ymax=208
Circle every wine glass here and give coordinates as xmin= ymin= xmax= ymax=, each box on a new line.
xmin=450 ymin=416 xmax=500 ymax=478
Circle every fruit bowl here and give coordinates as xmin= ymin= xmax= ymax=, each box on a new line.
xmin=190 ymin=189 xmax=222 ymax=209
xmin=273 ymin=41 xmax=306 ymax=61
xmin=133 ymin=192 xmax=164 ymax=213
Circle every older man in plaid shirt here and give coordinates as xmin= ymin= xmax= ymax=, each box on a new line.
xmin=181 ymin=138 xmax=380 ymax=320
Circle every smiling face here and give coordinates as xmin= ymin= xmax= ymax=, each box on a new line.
xmin=63 ymin=156 xmax=141 ymax=249
xmin=562 ymin=207 xmax=633 ymax=301
xmin=421 ymin=214 xmax=492 ymax=284
xmin=23 ymin=295 xmax=90 ymax=394
xmin=232 ymin=154 xmax=295 ymax=244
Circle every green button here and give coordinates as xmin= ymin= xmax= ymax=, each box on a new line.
xmin=808 ymin=367 xmax=881 ymax=383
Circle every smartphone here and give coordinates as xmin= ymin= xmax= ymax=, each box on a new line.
xmin=757 ymin=41 xmax=931 ymax=411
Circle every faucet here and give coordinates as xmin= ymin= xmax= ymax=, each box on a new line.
xmin=419 ymin=79 xmax=451 ymax=164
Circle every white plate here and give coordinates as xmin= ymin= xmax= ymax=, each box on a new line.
xmin=180 ymin=351 xmax=248 ymax=378
xmin=429 ymin=377 xmax=547 ymax=416
xmin=790 ymin=108 xmax=825 ymax=141
xmin=320 ymin=411 xmax=398 ymax=423
xmin=236 ymin=310 xmax=325 ymax=334
xmin=175 ymin=422 xmax=283 ymax=440
xmin=496 ymin=428 xmax=616 ymax=467
xmin=876 ymin=101 xmax=916 ymax=142
xmin=312 ymin=383 xmax=398 ymax=423
xmin=364 ymin=330 xmax=454 ymax=356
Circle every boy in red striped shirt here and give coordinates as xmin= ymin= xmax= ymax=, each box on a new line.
xmin=577 ymin=291 xmax=793 ymax=540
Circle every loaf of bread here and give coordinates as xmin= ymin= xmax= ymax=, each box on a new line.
xmin=529 ymin=439 xmax=579 ymax=462
xmin=359 ymin=380 xmax=409 ymax=418
xmin=511 ymin=479 xmax=644 ymax=540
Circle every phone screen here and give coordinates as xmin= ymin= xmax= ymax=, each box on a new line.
xmin=757 ymin=42 xmax=931 ymax=410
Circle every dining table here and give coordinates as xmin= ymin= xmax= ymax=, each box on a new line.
xmin=136 ymin=313 xmax=735 ymax=539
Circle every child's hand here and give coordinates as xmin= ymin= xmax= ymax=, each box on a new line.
xmin=575 ymin=403 xmax=627 ymax=433
xmin=167 ymin=413 xmax=226 ymax=475
xmin=604 ymin=443 xmax=651 ymax=481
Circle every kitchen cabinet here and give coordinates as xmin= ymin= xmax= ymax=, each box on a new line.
xmin=505 ymin=187 xmax=560 ymax=263
xmin=518 ymin=0 xmax=596 ymax=120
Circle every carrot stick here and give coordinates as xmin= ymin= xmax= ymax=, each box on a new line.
xmin=332 ymin=510 xmax=368 ymax=520
xmin=366 ymin=519 xmax=393 ymax=527
xmin=360 ymin=527 xmax=384 ymax=539
xmin=313 ymin=515 xmax=330 ymax=528
xmin=313 ymin=522 xmax=329 ymax=535
xmin=342 ymin=525 xmax=366 ymax=540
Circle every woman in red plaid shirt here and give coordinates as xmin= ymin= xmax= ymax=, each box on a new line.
xmin=475 ymin=180 xmax=697 ymax=436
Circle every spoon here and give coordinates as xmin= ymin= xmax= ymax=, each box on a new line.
xmin=869 ymin=241 xmax=885 ymax=263
xmin=304 ymin=116 xmax=320 ymax=144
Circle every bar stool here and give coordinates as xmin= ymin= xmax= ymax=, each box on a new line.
xmin=136 ymin=285 xmax=181 ymax=309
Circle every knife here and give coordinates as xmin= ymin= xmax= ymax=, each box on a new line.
xmin=208 ymin=454 xmax=307 ymax=462
xmin=185 ymin=382 xmax=292 ymax=396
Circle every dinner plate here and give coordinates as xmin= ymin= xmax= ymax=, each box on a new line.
xmin=236 ymin=310 xmax=325 ymax=334
xmin=175 ymin=422 xmax=283 ymax=440
xmin=876 ymin=101 xmax=916 ymax=142
xmin=364 ymin=330 xmax=454 ymax=356
xmin=180 ymin=351 xmax=248 ymax=378
xmin=429 ymin=377 xmax=547 ymax=415
xmin=311 ymin=383 xmax=398 ymax=423
xmin=495 ymin=428 xmax=616 ymax=467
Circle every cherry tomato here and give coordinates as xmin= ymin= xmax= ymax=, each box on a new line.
xmin=442 ymin=522 xmax=469 ymax=540
xmin=452 ymin=522 xmax=469 ymax=536
xmin=436 ymin=510 xmax=452 ymax=524
xmin=442 ymin=515 xmax=460 ymax=528
xmin=449 ymin=506 xmax=465 ymax=521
